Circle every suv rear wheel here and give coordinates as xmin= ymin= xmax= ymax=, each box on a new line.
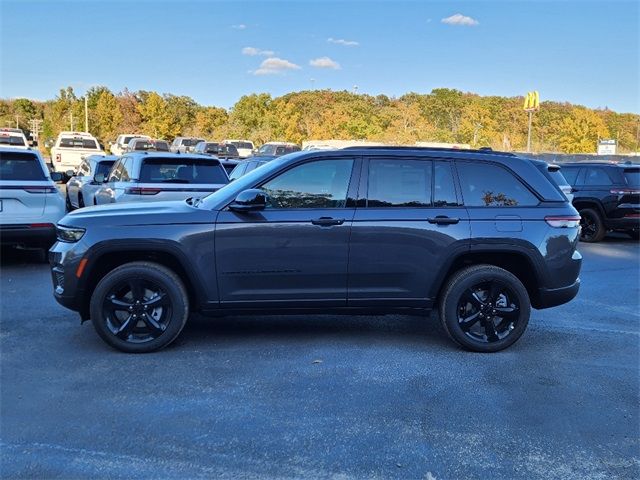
xmin=89 ymin=261 xmax=189 ymax=353
xmin=578 ymin=208 xmax=606 ymax=242
xmin=439 ymin=265 xmax=531 ymax=352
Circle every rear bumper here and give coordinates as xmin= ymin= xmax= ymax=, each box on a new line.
xmin=534 ymin=279 xmax=580 ymax=309
xmin=605 ymin=216 xmax=640 ymax=231
xmin=0 ymin=224 xmax=56 ymax=247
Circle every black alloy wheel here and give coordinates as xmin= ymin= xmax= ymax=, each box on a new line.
xmin=90 ymin=262 xmax=189 ymax=353
xmin=578 ymin=208 xmax=605 ymax=242
xmin=456 ymin=280 xmax=520 ymax=343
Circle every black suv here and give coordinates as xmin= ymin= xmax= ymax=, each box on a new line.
xmin=560 ymin=162 xmax=639 ymax=242
xmin=49 ymin=148 xmax=582 ymax=353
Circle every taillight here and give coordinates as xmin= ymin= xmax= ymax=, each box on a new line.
xmin=610 ymin=188 xmax=640 ymax=195
xmin=624 ymin=213 xmax=640 ymax=218
xmin=30 ymin=223 xmax=54 ymax=228
xmin=125 ymin=187 xmax=161 ymax=195
xmin=24 ymin=186 xmax=57 ymax=194
xmin=545 ymin=215 xmax=581 ymax=228
xmin=55 ymin=154 xmax=61 ymax=162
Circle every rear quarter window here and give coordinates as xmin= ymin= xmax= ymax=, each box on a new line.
xmin=623 ymin=168 xmax=639 ymax=186
xmin=457 ymin=161 xmax=539 ymax=207
xmin=0 ymin=152 xmax=46 ymax=180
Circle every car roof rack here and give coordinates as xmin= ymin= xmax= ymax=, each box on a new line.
xmin=341 ymin=145 xmax=516 ymax=156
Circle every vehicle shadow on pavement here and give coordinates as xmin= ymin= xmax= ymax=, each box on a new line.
xmin=179 ymin=312 xmax=451 ymax=349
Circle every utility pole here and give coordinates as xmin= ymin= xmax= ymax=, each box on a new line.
xmin=28 ymin=119 xmax=43 ymax=142
xmin=84 ymin=96 xmax=89 ymax=133
xmin=70 ymin=112 xmax=74 ymax=131
xmin=526 ymin=110 xmax=533 ymax=152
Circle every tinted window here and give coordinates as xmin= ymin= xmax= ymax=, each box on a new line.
xmin=546 ymin=167 xmax=569 ymax=187
xmin=229 ymin=162 xmax=248 ymax=180
xmin=257 ymin=145 xmax=276 ymax=155
xmin=0 ymin=135 xmax=26 ymax=146
xmin=122 ymin=136 xmax=136 ymax=145
xmin=107 ymin=160 xmax=122 ymax=182
xmin=95 ymin=161 xmax=115 ymax=178
xmin=434 ymin=161 xmax=458 ymax=206
xmin=120 ymin=158 xmax=133 ymax=181
xmin=0 ymin=151 xmax=45 ymax=180
xmin=368 ymin=159 xmax=432 ymax=207
xmin=261 ymin=159 xmax=354 ymax=209
xmin=623 ymin=168 xmax=640 ymax=186
xmin=584 ymin=168 xmax=612 ymax=186
xmin=275 ymin=146 xmax=286 ymax=155
xmin=139 ymin=158 xmax=228 ymax=184
xmin=244 ymin=161 xmax=264 ymax=174
xmin=561 ymin=167 xmax=580 ymax=185
xmin=457 ymin=162 xmax=538 ymax=207
xmin=234 ymin=142 xmax=253 ymax=149
xmin=59 ymin=137 xmax=98 ymax=149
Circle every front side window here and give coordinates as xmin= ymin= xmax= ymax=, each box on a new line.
xmin=457 ymin=162 xmax=538 ymax=207
xmin=260 ymin=159 xmax=354 ymax=209
xmin=95 ymin=161 xmax=115 ymax=178
xmin=368 ymin=159 xmax=432 ymax=207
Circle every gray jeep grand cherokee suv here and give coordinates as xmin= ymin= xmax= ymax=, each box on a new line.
xmin=49 ymin=147 xmax=582 ymax=353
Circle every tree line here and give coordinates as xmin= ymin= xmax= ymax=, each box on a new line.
xmin=1 ymin=86 xmax=638 ymax=154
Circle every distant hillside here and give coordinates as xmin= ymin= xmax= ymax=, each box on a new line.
xmin=1 ymin=87 xmax=638 ymax=154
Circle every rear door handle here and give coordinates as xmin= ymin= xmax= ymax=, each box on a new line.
xmin=428 ymin=216 xmax=460 ymax=225
xmin=311 ymin=217 xmax=345 ymax=226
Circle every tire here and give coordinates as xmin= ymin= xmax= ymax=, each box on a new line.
xmin=89 ymin=261 xmax=189 ymax=353
xmin=578 ymin=208 xmax=606 ymax=243
xmin=439 ymin=264 xmax=531 ymax=353
xmin=65 ymin=193 xmax=73 ymax=211
xmin=78 ymin=193 xmax=85 ymax=208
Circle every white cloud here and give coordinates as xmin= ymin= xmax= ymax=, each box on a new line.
xmin=441 ymin=13 xmax=479 ymax=26
xmin=242 ymin=47 xmax=275 ymax=57
xmin=327 ymin=37 xmax=359 ymax=47
xmin=231 ymin=24 xmax=247 ymax=30
xmin=309 ymin=56 xmax=341 ymax=70
xmin=253 ymin=57 xmax=301 ymax=75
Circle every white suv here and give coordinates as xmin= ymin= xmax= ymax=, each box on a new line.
xmin=0 ymin=147 xmax=66 ymax=251
xmin=222 ymin=139 xmax=255 ymax=158
xmin=94 ymin=152 xmax=229 ymax=205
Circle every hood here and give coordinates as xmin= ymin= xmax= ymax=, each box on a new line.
xmin=60 ymin=200 xmax=216 ymax=228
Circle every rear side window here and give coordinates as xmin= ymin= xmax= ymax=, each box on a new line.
xmin=623 ymin=168 xmax=639 ymax=186
xmin=434 ymin=161 xmax=458 ymax=206
xmin=0 ymin=135 xmax=26 ymax=146
xmin=457 ymin=162 xmax=538 ymax=207
xmin=546 ymin=167 xmax=569 ymax=187
xmin=139 ymin=158 xmax=228 ymax=184
xmin=584 ymin=168 xmax=612 ymax=186
xmin=368 ymin=159 xmax=432 ymax=207
xmin=0 ymin=152 xmax=46 ymax=180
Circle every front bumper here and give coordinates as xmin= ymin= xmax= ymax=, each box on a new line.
xmin=0 ymin=224 xmax=56 ymax=248
xmin=49 ymin=241 xmax=88 ymax=316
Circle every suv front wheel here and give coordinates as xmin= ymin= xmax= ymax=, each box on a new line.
xmin=89 ymin=261 xmax=189 ymax=353
xmin=439 ymin=265 xmax=531 ymax=352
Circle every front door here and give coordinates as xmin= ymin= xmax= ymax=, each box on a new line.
xmin=215 ymin=157 xmax=359 ymax=308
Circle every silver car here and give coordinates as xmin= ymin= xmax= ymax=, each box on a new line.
xmin=169 ymin=137 xmax=205 ymax=154
xmin=65 ymin=155 xmax=118 ymax=209
xmin=94 ymin=152 xmax=229 ymax=205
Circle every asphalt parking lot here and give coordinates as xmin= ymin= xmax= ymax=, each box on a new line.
xmin=0 ymin=237 xmax=638 ymax=479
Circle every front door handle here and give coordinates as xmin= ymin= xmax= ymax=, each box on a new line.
xmin=311 ymin=217 xmax=345 ymax=226
xmin=428 ymin=216 xmax=460 ymax=225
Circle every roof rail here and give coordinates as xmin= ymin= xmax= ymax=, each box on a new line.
xmin=341 ymin=145 xmax=516 ymax=156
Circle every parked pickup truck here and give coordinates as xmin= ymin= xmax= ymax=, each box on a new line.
xmin=50 ymin=131 xmax=105 ymax=173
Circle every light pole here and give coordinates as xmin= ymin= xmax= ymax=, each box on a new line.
xmin=523 ymin=91 xmax=540 ymax=153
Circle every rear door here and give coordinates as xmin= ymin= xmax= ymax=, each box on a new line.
xmin=0 ymin=151 xmax=51 ymax=224
xmin=348 ymin=157 xmax=470 ymax=307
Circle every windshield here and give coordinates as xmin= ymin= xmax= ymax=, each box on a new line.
xmin=623 ymin=168 xmax=639 ymax=186
xmin=140 ymin=158 xmax=228 ymax=184
xmin=95 ymin=161 xmax=115 ymax=177
xmin=0 ymin=135 xmax=26 ymax=146
xmin=0 ymin=151 xmax=46 ymax=180
xmin=257 ymin=144 xmax=276 ymax=155
xmin=60 ymin=137 xmax=98 ymax=149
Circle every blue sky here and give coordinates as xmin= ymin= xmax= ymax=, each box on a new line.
xmin=1 ymin=0 xmax=638 ymax=113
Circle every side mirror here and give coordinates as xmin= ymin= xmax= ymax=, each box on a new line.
xmin=50 ymin=172 xmax=64 ymax=183
xmin=65 ymin=169 xmax=75 ymax=178
xmin=229 ymin=189 xmax=268 ymax=212
xmin=94 ymin=173 xmax=106 ymax=184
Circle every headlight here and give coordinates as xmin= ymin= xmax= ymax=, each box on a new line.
xmin=56 ymin=225 xmax=86 ymax=243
